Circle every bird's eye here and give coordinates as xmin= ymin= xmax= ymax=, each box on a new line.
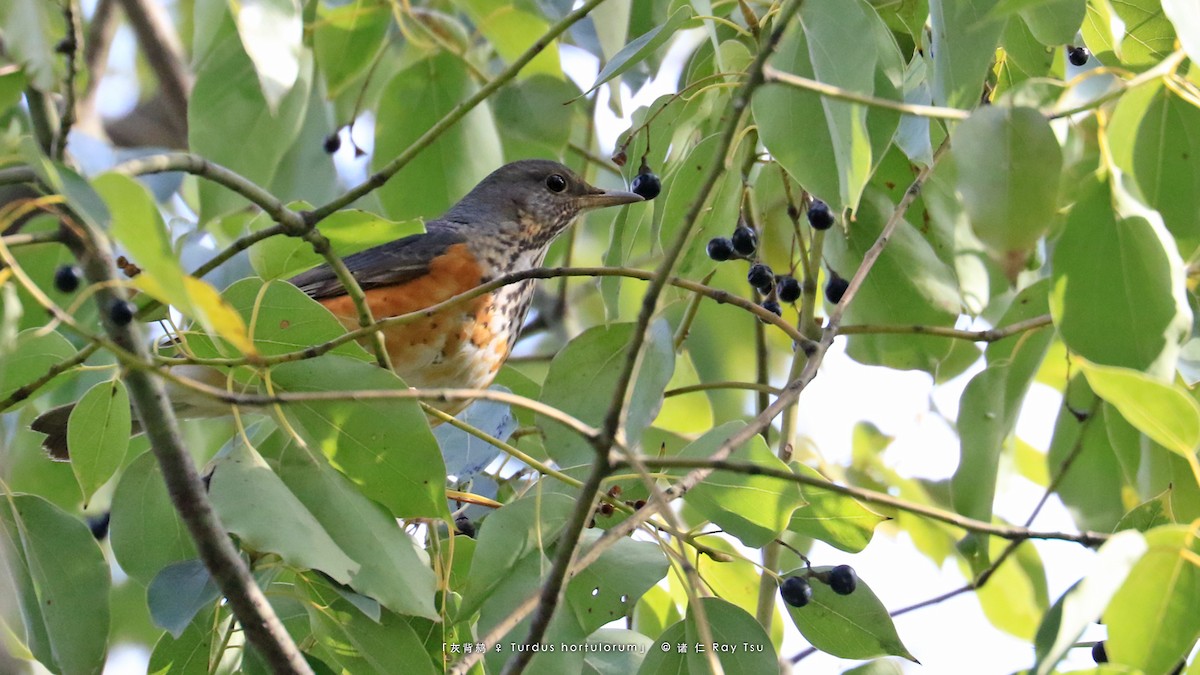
xmin=546 ymin=174 xmax=567 ymax=193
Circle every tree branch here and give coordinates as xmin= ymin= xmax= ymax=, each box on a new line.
xmin=55 ymin=0 xmax=83 ymax=159
xmin=116 ymin=0 xmax=191 ymax=127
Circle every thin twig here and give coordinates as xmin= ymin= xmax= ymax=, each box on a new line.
xmin=839 ymin=314 xmax=1054 ymax=342
xmin=152 ymin=266 xmax=811 ymax=369
xmin=762 ymin=65 xmax=971 ymax=120
xmin=633 ymin=457 xmax=1107 ymax=545
xmin=306 ymin=0 xmax=615 ymax=225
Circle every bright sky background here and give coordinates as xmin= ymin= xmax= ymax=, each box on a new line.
xmin=72 ymin=13 xmax=1115 ymax=675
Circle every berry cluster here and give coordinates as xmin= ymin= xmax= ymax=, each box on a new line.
xmin=779 ymin=564 xmax=859 ymax=608
xmin=707 ymin=220 xmax=802 ymax=319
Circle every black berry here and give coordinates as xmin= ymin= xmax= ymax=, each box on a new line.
xmin=807 ymin=199 xmax=835 ymax=230
xmin=108 ymin=299 xmax=135 ymax=326
xmin=87 ymin=512 xmax=111 ymax=540
xmin=707 ymin=237 xmax=735 ymax=261
xmin=825 ymin=275 xmax=849 ymax=304
xmin=780 ymin=576 xmax=812 ymax=608
xmin=748 ymin=263 xmax=774 ymax=293
xmin=455 ymin=515 xmax=476 ymax=538
xmin=54 ymin=265 xmax=82 ymax=293
xmin=828 ymin=565 xmax=857 ymax=595
xmin=761 ymin=300 xmax=782 ymax=318
xmin=777 ymin=275 xmax=801 ymax=303
xmin=598 ymin=501 xmax=615 ymax=516
xmin=323 ymin=132 xmax=341 ymax=154
xmin=1068 ymin=46 xmax=1090 ymax=67
xmin=1091 ymin=641 xmax=1107 ymax=664
xmin=633 ymin=499 xmax=647 ymax=509
xmin=631 ymin=172 xmax=661 ymax=200
xmin=731 ymin=226 xmax=757 ymax=256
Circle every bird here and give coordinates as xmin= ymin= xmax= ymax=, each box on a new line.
xmin=31 ymin=159 xmax=643 ymax=459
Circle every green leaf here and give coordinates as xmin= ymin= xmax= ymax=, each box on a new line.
xmin=1106 ymin=524 xmax=1200 ymax=673
xmin=1115 ymin=488 xmax=1176 ymax=532
xmin=230 ymin=0 xmax=303 ymax=110
xmin=1033 ymin=530 xmax=1147 ymax=674
xmin=467 ymin=4 xmax=561 ymax=79
xmin=248 ymin=210 xmax=424 ymax=281
xmin=313 ymin=0 xmax=389 ymax=99
xmin=952 ymin=106 xmax=1063 ymax=252
xmin=67 ymin=379 xmax=131 ymax=505
xmin=583 ymin=629 xmax=654 ymax=674
xmin=633 ymin=584 xmax=682 ymax=642
xmin=1050 ymin=177 xmax=1192 ymax=378
xmin=269 ymin=431 xmax=440 ymax=620
xmin=586 ymin=5 xmax=693 ymax=96
xmin=565 ymin=534 xmax=669 ymax=634
xmin=269 ymin=84 xmax=340 ymax=206
xmin=638 ymin=598 xmax=777 ymax=674
xmin=0 ymin=0 xmax=62 ymax=89
xmin=0 ymin=494 xmax=110 ymax=675
xmin=456 ymin=493 xmax=574 ymax=618
xmin=94 ymin=172 xmax=256 ymax=354
xmin=952 ymin=280 xmax=1054 ymax=523
xmin=784 ymin=566 xmax=916 ymax=661
xmin=208 ymin=438 xmax=359 ymax=584
xmin=1164 ymin=0 xmax=1200 ymax=64
xmin=754 ymin=0 xmax=903 ymax=211
xmin=306 ymin=580 xmax=439 ymax=675
xmin=269 ymin=355 xmax=448 ymax=519
xmin=0 ymin=64 xmax=28 ymax=115
xmin=970 ymin=539 xmax=1050 ymax=639
xmin=1108 ymin=81 xmax=1200 ymax=255
xmin=668 ymin=422 xmax=804 ymax=547
xmin=110 ymin=451 xmax=198 ymax=585
xmin=146 ymin=559 xmax=220 ymax=638
xmin=203 ymin=278 xmax=371 ymax=362
xmin=0 ymin=329 xmax=74 ymax=408
xmin=788 ymin=464 xmax=888 ymax=553
xmin=1079 ymin=361 xmax=1200 ymax=461
xmin=373 ymin=52 xmax=503 ymax=221
xmin=190 ymin=0 xmax=311 ymax=220
xmin=824 ymin=187 xmax=961 ymax=373
xmin=929 ymin=0 xmax=1006 ymax=109
xmin=538 ymin=320 xmax=674 ymax=468
xmin=494 ymin=75 xmax=580 ymax=159
xmin=1045 ymin=379 xmax=1127 ymax=532
xmin=147 ymin=607 xmax=217 ymax=675
xmin=1081 ymin=0 xmax=1176 ymax=68
xmin=1016 ymin=0 xmax=1087 ymax=45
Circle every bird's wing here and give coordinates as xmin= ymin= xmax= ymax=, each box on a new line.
xmin=288 ymin=226 xmax=468 ymax=300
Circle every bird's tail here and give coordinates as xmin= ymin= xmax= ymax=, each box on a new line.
xmin=29 ymin=365 xmax=230 ymax=460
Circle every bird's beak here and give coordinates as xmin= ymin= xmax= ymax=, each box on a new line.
xmin=577 ymin=186 xmax=644 ymax=210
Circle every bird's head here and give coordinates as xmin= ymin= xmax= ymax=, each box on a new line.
xmin=442 ymin=159 xmax=642 ymax=248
